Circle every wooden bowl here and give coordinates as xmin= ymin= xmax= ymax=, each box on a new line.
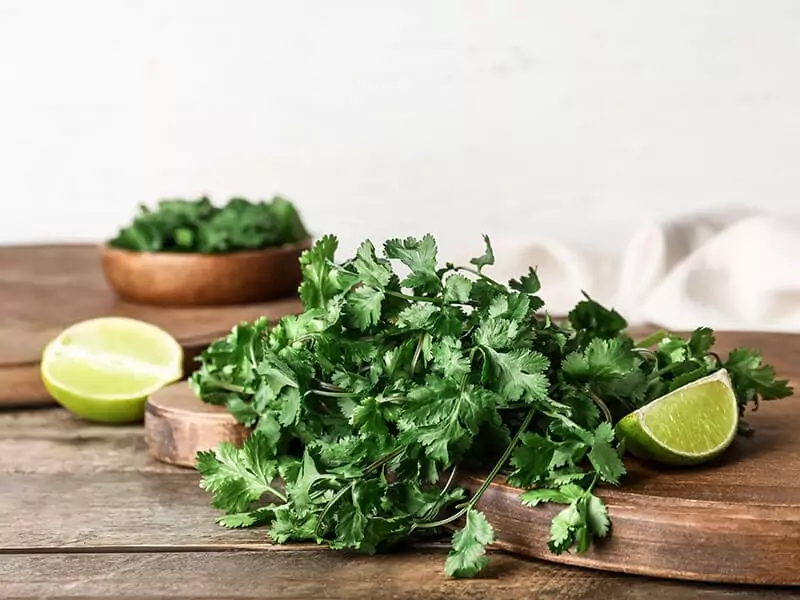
xmin=99 ymin=238 xmax=312 ymax=307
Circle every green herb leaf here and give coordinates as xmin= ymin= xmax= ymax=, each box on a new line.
xmin=445 ymin=509 xmax=496 ymax=578
xmin=108 ymin=196 xmax=308 ymax=253
xmin=190 ymin=232 xmax=792 ymax=579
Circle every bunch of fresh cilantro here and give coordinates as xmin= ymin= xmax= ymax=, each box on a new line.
xmin=190 ymin=234 xmax=792 ymax=578
xmin=108 ymin=196 xmax=309 ymax=253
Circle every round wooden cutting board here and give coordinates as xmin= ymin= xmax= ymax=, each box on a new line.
xmin=0 ymin=244 xmax=303 ymax=407
xmin=144 ymin=330 xmax=800 ymax=586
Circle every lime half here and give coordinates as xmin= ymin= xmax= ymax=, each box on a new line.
xmin=615 ymin=369 xmax=738 ymax=466
xmin=41 ymin=317 xmax=183 ymax=423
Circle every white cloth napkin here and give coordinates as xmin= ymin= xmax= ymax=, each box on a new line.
xmin=470 ymin=210 xmax=800 ymax=332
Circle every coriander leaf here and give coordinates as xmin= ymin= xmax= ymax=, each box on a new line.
xmin=444 ymin=273 xmax=472 ymax=303
xmin=299 ymin=235 xmax=342 ymax=309
xmin=548 ymin=502 xmax=583 ymax=554
xmin=508 ymin=433 xmax=558 ymax=488
xmin=585 ymin=493 xmax=610 ymax=538
xmin=383 ymin=234 xmax=441 ymax=293
xmin=351 ymin=396 xmax=390 ymax=438
xmin=108 ymin=196 xmax=309 ymax=253
xmin=445 ymin=509 xmax=496 ymax=578
xmin=481 ymin=347 xmax=550 ymax=404
xmin=488 ymin=296 xmax=508 ymax=318
xmin=469 ymin=234 xmax=495 ymax=273
xmin=520 ymin=483 xmax=584 ymax=507
xmin=332 ymin=498 xmax=368 ymax=550
xmin=509 ymin=267 xmax=541 ymax=295
xmin=562 ymin=338 xmax=635 ymax=380
xmin=432 ymin=337 xmax=471 ymax=381
xmin=396 ymin=303 xmax=438 ymax=331
xmin=520 ymin=488 xmax=571 ymax=507
xmin=724 ymin=348 xmax=793 ymax=402
xmin=568 ymin=293 xmax=627 ymax=340
xmin=352 ymin=240 xmax=393 ymax=288
xmin=588 ymin=423 xmax=626 ymax=485
xmin=345 ymin=286 xmax=385 ymax=330
xmin=469 ymin=278 xmax=498 ymax=309
xmin=278 ymin=387 xmax=302 ymax=427
xmin=688 ymin=327 xmax=715 ymax=357
xmin=197 ymin=433 xmax=282 ymax=513
xmin=217 ymin=505 xmax=277 ymax=529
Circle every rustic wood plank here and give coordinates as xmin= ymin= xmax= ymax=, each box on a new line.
xmin=0 ymin=243 xmax=304 ymax=406
xmin=0 ymin=471 xmax=269 ymax=549
xmin=0 ymin=407 xmax=162 ymax=474
xmin=1 ymin=550 xmax=796 ymax=599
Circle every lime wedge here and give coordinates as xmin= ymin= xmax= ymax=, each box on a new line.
xmin=41 ymin=317 xmax=183 ymax=423
xmin=615 ymin=369 xmax=738 ymax=466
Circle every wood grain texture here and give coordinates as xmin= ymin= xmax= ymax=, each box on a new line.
xmin=0 ymin=244 xmax=304 ymax=406
xmin=3 ymin=550 xmax=797 ymax=600
xmin=0 ymin=471 xmax=271 ymax=550
xmin=144 ymin=382 xmax=250 ymax=468
xmin=99 ymin=238 xmax=311 ymax=307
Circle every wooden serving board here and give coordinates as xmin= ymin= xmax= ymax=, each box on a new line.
xmin=144 ymin=330 xmax=800 ymax=586
xmin=0 ymin=244 xmax=303 ymax=407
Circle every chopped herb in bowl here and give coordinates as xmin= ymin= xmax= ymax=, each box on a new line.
xmin=108 ymin=196 xmax=310 ymax=254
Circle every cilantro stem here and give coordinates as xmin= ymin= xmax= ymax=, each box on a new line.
xmin=422 ymin=466 xmax=460 ymax=521
xmin=448 ymin=266 xmax=503 ymax=288
xmin=314 ymin=481 xmax=354 ymax=537
xmin=384 ymin=289 xmax=467 ymax=306
xmin=632 ymin=347 xmax=659 ymax=364
xmin=411 ymin=333 xmax=426 ymax=374
xmin=413 ymin=407 xmax=536 ymax=531
xmin=635 ymin=329 xmax=668 ymax=348
xmin=318 ymin=381 xmax=346 ymax=393
xmin=306 ymin=389 xmax=357 ymax=398
xmin=363 ymin=447 xmax=405 ymax=473
xmin=378 ymin=395 xmax=409 ymax=404
xmin=204 ymin=377 xmax=247 ymax=394
xmin=248 ymin=338 xmax=258 ymax=368
xmin=292 ymin=333 xmax=320 ymax=345
xmin=653 ymin=361 xmax=687 ymax=377
xmin=588 ymin=390 xmax=613 ymax=423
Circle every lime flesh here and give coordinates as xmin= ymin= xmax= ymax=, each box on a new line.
xmin=615 ymin=369 xmax=738 ymax=466
xmin=41 ymin=317 xmax=183 ymax=423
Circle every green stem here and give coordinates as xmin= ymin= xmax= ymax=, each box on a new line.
xmin=654 ymin=361 xmax=685 ymax=377
xmin=305 ymin=389 xmax=357 ymax=399
xmin=377 ymin=395 xmax=409 ymax=404
xmin=414 ymin=407 xmax=536 ymax=530
xmin=589 ymin=390 xmax=613 ymax=423
xmin=411 ymin=332 xmax=426 ymax=373
xmin=422 ymin=466 xmax=460 ymax=521
xmin=313 ymin=481 xmax=354 ymax=537
xmin=292 ymin=332 xmax=320 ymax=345
xmin=206 ymin=378 xmax=247 ymax=394
xmin=384 ymin=289 xmax=464 ymax=306
xmin=363 ymin=447 xmax=405 ymax=473
xmin=317 ymin=381 xmax=346 ymax=393
xmin=632 ymin=347 xmax=659 ymax=364
xmin=449 ymin=266 xmax=504 ymax=288
xmin=635 ymin=329 xmax=668 ymax=348
xmin=266 ymin=485 xmax=288 ymax=504
xmin=248 ymin=338 xmax=258 ymax=368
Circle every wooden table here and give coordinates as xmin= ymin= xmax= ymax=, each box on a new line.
xmin=1 ymin=406 xmax=799 ymax=597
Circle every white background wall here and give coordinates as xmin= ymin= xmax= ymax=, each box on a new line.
xmin=2 ymin=0 xmax=800 ymax=260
